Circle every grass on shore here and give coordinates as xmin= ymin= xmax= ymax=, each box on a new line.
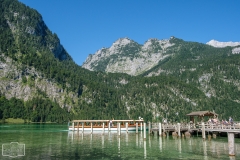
xmin=3 ymin=118 xmax=25 ymax=123
xmin=0 ymin=118 xmax=58 ymax=124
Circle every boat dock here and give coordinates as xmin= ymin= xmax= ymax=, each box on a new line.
xmin=150 ymin=122 xmax=240 ymax=156
xmin=69 ymin=117 xmax=240 ymax=156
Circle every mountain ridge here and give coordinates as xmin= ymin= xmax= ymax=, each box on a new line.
xmin=82 ymin=36 xmax=176 ymax=75
xmin=82 ymin=36 xmax=240 ymax=76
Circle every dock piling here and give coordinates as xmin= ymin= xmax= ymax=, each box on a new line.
xmin=202 ymin=122 xmax=206 ymax=140
xmin=118 ymin=123 xmax=121 ymax=136
xmin=177 ymin=123 xmax=181 ymax=137
xmin=126 ymin=122 xmax=128 ymax=133
xmin=136 ymin=123 xmax=138 ymax=134
xmin=148 ymin=122 xmax=151 ymax=134
xmin=144 ymin=123 xmax=146 ymax=140
xmin=102 ymin=122 xmax=105 ymax=134
xmin=228 ymin=132 xmax=235 ymax=156
xmin=91 ymin=122 xmax=93 ymax=134
xmin=159 ymin=123 xmax=162 ymax=136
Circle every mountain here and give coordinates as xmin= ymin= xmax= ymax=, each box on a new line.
xmin=207 ymin=40 xmax=240 ymax=48
xmin=82 ymin=37 xmax=174 ymax=75
xmin=1 ymin=0 xmax=240 ymax=123
xmin=83 ymin=37 xmax=240 ymax=76
xmin=82 ymin=36 xmax=240 ymax=121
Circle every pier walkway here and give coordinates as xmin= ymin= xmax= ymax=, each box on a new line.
xmin=151 ymin=122 xmax=240 ymax=135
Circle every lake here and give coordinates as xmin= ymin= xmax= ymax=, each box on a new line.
xmin=0 ymin=124 xmax=239 ymax=159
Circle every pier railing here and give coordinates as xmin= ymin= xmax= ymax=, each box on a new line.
xmin=196 ymin=122 xmax=240 ymax=130
xmin=151 ymin=122 xmax=240 ymax=132
xmin=151 ymin=123 xmax=191 ymax=132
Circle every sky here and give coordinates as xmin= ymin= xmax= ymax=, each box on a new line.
xmin=18 ymin=0 xmax=240 ymax=66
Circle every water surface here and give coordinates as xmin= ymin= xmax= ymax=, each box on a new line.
xmin=0 ymin=124 xmax=239 ymax=159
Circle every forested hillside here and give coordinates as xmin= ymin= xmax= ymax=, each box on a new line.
xmin=0 ymin=0 xmax=240 ymax=123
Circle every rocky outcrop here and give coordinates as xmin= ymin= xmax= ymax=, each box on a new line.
xmin=82 ymin=37 xmax=175 ymax=75
xmin=0 ymin=55 xmax=77 ymax=110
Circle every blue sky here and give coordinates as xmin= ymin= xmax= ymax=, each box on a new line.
xmin=19 ymin=0 xmax=240 ymax=66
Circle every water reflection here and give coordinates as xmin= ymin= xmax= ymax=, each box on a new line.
xmin=118 ymin=137 xmax=121 ymax=158
xmin=2 ymin=124 xmax=240 ymax=159
xmin=149 ymin=135 xmax=152 ymax=148
xmin=102 ymin=135 xmax=104 ymax=149
xmin=203 ymin=140 xmax=207 ymax=160
xmin=178 ymin=138 xmax=182 ymax=154
xmin=159 ymin=137 xmax=162 ymax=152
xmin=136 ymin=133 xmax=138 ymax=147
xmin=125 ymin=133 xmax=128 ymax=146
xmin=144 ymin=140 xmax=147 ymax=159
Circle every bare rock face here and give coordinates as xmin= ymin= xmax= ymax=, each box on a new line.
xmin=207 ymin=40 xmax=240 ymax=54
xmin=207 ymin=40 xmax=240 ymax=48
xmin=5 ymin=10 xmax=71 ymax=61
xmin=82 ymin=37 xmax=175 ymax=76
xmin=0 ymin=55 xmax=77 ymax=110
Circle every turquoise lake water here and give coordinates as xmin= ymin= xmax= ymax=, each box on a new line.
xmin=0 ymin=124 xmax=239 ymax=159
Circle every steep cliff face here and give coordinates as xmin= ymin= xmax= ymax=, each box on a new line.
xmin=1 ymin=0 xmax=72 ymax=61
xmin=82 ymin=37 xmax=175 ymax=75
xmin=0 ymin=55 xmax=78 ymax=110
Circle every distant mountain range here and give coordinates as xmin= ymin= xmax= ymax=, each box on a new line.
xmin=82 ymin=37 xmax=240 ymax=76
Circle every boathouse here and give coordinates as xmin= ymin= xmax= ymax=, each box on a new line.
xmin=186 ymin=111 xmax=218 ymax=123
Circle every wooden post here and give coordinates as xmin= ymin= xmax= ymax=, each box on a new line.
xmin=140 ymin=122 xmax=143 ymax=131
xmin=118 ymin=122 xmax=121 ymax=136
xmin=91 ymin=122 xmax=93 ymax=134
xmin=162 ymin=123 xmax=165 ymax=133
xmin=102 ymin=122 xmax=105 ymax=134
xmin=228 ymin=132 xmax=235 ymax=156
xmin=177 ymin=123 xmax=181 ymax=137
xmin=82 ymin=122 xmax=84 ymax=133
xmin=136 ymin=122 xmax=138 ymax=134
xmin=77 ymin=122 xmax=79 ymax=132
xmin=159 ymin=123 xmax=162 ymax=136
xmin=148 ymin=122 xmax=151 ymax=134
xmin=126 ymin=122 xmax=128 ymax=133
xmin=72 ymin=122 xmax=75 ymax=131
xmin=144 ymin=123 xmax=146 ymax=140
xmin=202 ymin=122 xmax=206 ymax=140
xmin=117 ymin=122 xmax=119 ymax=135
xmin=108 ymin=121 xmax=110 ymax=132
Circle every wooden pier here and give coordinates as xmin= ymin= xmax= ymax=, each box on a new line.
xmin=69 ymin=119 xmax=240 ymax=157
xmin=150 ymin=122 xmax=240 ymax=156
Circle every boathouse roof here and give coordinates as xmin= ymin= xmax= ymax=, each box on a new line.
xmin=186 ymin=111 xmax=218 ymax=117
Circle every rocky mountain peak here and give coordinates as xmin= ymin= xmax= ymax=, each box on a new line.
xmin=207 ymin=40 xmax=240 ymax=48
xmin=113 ymin=37 xmax=132 ymax=46
xmin=82 ymin=37 xmax=175 ymax=75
